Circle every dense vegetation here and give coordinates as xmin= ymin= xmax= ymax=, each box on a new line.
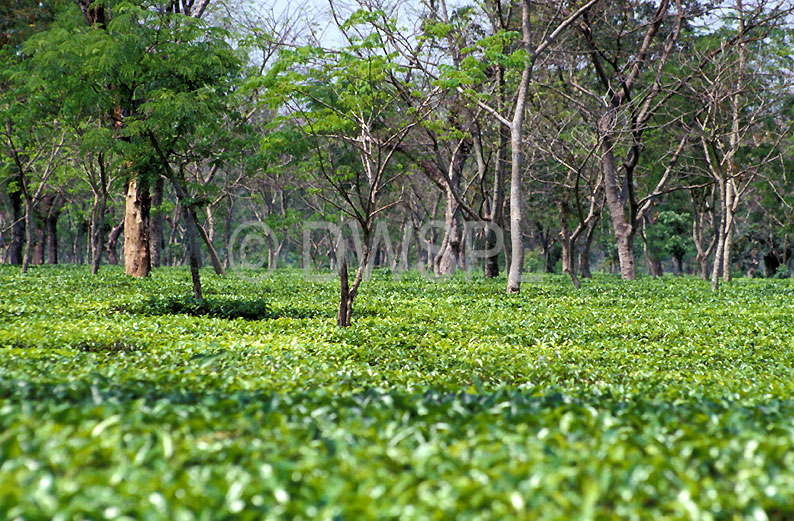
xmin=3 ymin=267 xmax=794 ymax=519
xmin=2 ymin=0 xmax=794 ymax=303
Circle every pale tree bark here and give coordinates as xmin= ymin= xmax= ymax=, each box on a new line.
xmin=124 ymin=177 xmax=151 ymax=277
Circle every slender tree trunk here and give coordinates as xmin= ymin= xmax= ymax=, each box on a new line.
xmin=21 ymin=196 xmax=34 ymax=273
xmin=223 ymin=196 xmax=234 ymax=269
xmin=90 ymin=191 xmax=107 ymax=275
xmin=559 ymin=198 xmax=581 ymax=288
xmin=107 ymin=218 xmax=123 ymax=265
xmin=8 ymin=185 xmax=25 ymax=265
xmin=184 ymin=205 xmax=203 ymax=300
xmin=579 ymin=223 xmax=595 ymax=279
xmin=438 ymin=183 xmax=461 ymax=275
xmin=485 ymin=69 xmax=508 ymax=279
xmin=195 ymin=215 xmax=225 ymax=276
xmin=506 ymin=0 xmax=533 ymax=293
xmin=722 ymin=181 xmax=736 ymax=282
xmin=150 ymin=176 xmax=164 ymax=268
xmin=711 ymin=178 xmax=726 ymax=292
xmin=124 ymin=177 xmax=151 ymax=277
xmin=337 ymin=259 xmax=350 ymax=327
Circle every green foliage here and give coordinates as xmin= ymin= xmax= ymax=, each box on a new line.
xmin=3 ymin=267 xmax=794 ymax=518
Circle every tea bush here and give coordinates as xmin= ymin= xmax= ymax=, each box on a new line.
xmin=2 ymin=265 xmax=794 ymax=519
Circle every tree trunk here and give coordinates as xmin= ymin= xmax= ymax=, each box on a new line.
xmin=337 ymin=259 xmax=350 ymax=327
xmin=8 ymin=185 xmax=25 ymax=265
xmin=150 ymin=176 xmax=164 ymax=268
xmin=485 ymin=69 xmax=508 ymax=279
xmin=46 ymin=200 xmax=61 ymax=264
xmin=124 ymin=177 xmax=151 ymax=277
xmin=505 ymin=0 xmax=532 ymax=294
xmin=32 ymin=224 xmax=45 ymax=266
xmin=107 ymin=218 xmax=123 ymax=265
xmin=600 ymin=133 xmax=636 ymax=280
xmin=722 ymin=181 xmax=736 ymax=282
xmin=559 ymin=198 xmax=580 ymax=289
xmin=223 ymin=196 xmax=234 ymax=268
xmin=90 ymin=192 xmax=107 ymax=275
xmin=438 ymin=184 xmax=461 ymax=275
xmin=184 ymin=205 xmax=203 ymax=300
xmin=711 ymin=178 xmax=726 ymax=292
xmin=578 ymin=211 xmax=599 ymax=279
xmin=195 ymin=214 xmax=225 ymax=276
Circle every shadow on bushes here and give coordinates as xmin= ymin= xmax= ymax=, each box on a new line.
xmin=125 ymin=295 xmax=327 ymax=320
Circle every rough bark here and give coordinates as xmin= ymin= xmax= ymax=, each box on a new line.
xmin=124 ymin=177 xmax=151 ymax=277
xmin=599 ymin=129 xmax=636 ymax=280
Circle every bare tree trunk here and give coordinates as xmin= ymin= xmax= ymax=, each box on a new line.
xmin=184 ymin=205 xmax=203 ymax=300
xmin=124 ymin=177 xmax=151 ymax=277
xmin=578 ymin=220 xmax=597 ymax=279
xmin=8 ymin=185 xmax=24 ymax=265
xmin=46 ymin=199 xmax=62 ymax=264
xmin=722 ymin=180 xmax=736 ymax=282
xmin=149 ymin=176 xmax=164 ymax=268
xmin=223 ymin=196 xmax=234 ymax=269
xmin=107 ymin=218 xmax=123 ymax=265
xmin=21 ymin=196 xmax=34 ymax=273
xmin=195 ymin=215 xmax=225 ymax=276
xmin=90 ymin=191 xmax=107 ymax=274
xmin=485 ymin=69 xmax=508 ymax=279
xmin=337 ymin=259 xmax=350 ymax=327
xmin=32 ymin=223 xmax=45 ymax=265
xmin=438 ymin=183 xmax=461 ymax=275
xmin=558 ymin=198 xmax=581 ymax=289
xmin=711 ymin=178 xmax=726 ymax=292
xmin=600 ymin=133 xmax=636 ymax=280
xmin=506 ymin=0 xmax=533 ymax=293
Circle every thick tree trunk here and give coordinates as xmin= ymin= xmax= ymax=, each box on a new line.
xmin=600 ymin=133 xmax=636 ymax=280
xmin=124 ymin=177 xmax=151 ymax=277
xmin=150 ymin=176 xmax=164 ymax=268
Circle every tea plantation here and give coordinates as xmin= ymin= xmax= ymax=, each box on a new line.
xmin=2 ymin=266 xmax=794 ymax=520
